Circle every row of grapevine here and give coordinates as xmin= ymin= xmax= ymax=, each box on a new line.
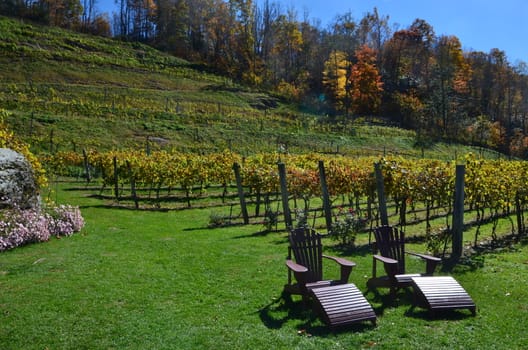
xmin=0 ymin=82 xmax=279 ymax=121
xmin=43 ymin=150 xmax=528 ymax=241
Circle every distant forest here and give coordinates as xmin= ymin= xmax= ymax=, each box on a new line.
xmin=2 ymin=0 xmax=528 ymax=156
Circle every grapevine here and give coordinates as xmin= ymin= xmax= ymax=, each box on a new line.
xmin=43 ymin=149 xmax=528 ymax=242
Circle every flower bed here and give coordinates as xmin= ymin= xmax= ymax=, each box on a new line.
xmin=0 ymin=203 xmax=84 ymax=252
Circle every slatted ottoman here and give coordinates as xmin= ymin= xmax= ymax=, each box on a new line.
xmin=309 ymin=283 xmax=377 ymax=327
xmin=411 ymin=276 xmax=476 ymax=316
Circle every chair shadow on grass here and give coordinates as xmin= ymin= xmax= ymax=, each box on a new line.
xmin=368 ymin=287 xmax=476 ymax=321
xmin=258 ymin=291 xmax=376 ymax=336
xmin=366 ymin=287 xmax=414 ymax=317
xmin=404 ymin=305 xmax=476 ymax=321
xmin=232 ymin=228 xmax=287 ymax=239
xmin=327 ymin=241 xmax=374 ymax=258
xmin=258 ymin=291 xmax=316 ymax=330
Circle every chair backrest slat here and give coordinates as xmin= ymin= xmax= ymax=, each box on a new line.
xmin=373 ymin=225 xmax=406 ymax=274
xmin=289 ymin=228 xmax=323 ymax=283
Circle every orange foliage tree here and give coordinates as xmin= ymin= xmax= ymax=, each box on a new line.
xmin=349 ymin=45 xmax=383 ymax=115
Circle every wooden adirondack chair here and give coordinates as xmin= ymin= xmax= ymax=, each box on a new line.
xmin=367 ymin=225 xmax=441 ymax=299
xmin=284 ymin=227 xmax=355 ymax=297
xmin=284 ymin=227 xmax=377 ymax=327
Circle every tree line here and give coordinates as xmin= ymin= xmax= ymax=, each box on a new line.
xmin=0 ymin=0 xmax=111 ymax=35
xmin=2 ymin=0 xmax=528 ymax=156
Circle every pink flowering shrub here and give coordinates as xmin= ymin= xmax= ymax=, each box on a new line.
xmin=0 ymin=207 xmax=51 ymax=251
xmin=0 ymin=202 xmax=84 ymax=252
xmin=48 ymin=204 xmax=85 ymax=237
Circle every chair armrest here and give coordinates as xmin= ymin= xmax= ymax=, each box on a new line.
xmin=373 ymin=254 xmax=399 ymax=279
xmin=373 ymin=254 xmax=398 ymax=265
xmin=407 ymin=251 xmax=441 ymax=262
xmin=406 ymin=252 xmax=442 ymax=275
xmin=285 ymin=259 xmax=309 ymax=293
xmin=286 ymin=259 xmax=308 ymax=273
xmin=322 ymin=254 xmax=356 ymax=268
xmin=323 ymin=255 xmax=356 ymax=283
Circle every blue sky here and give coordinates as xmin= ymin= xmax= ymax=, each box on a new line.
xmin=97 ymin=0 xmax=527 ymax=64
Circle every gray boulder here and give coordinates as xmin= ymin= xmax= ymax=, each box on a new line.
xmin=0 ymin=148 xmax=39 ymax=209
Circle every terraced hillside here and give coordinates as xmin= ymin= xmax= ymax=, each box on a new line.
xmin=0 ymin=16 xmax=498 ymax=160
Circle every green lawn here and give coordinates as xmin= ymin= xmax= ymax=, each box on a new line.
xmin=1 ymin=183 xmax=527 ymax=349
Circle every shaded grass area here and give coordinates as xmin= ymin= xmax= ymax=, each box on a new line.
xmin=1 ymin=185 xmax=528 ymax=349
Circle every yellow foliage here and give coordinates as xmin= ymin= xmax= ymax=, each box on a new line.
xmin=0 ymin=110 xmax=47 ymax=189
xmin=322 ymin=50 xmax=351 ymax=109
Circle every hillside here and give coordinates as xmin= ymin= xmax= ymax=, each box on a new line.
xmin=0 ymin=16 xmax=499 ymax=160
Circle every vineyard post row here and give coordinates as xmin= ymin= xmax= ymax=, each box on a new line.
xmin=45 ymin=150 xmax=528 ymax=248
xmin=89 ymin=150 xmax=465 ymax=257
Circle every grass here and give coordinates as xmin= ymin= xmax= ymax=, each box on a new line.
xmin=1 ymin=182 xmax=528 ymax=349
xmin=0 ymin=17 xmax=525 ymax=348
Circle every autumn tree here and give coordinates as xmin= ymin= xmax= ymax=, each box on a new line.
xmin=466 ymin=51 xmax=490 ymax=117
xmin=508 ymin=128 xmax=528 ymax=157
xmin=88 ymin=12 xmax=111 ymax=36
xmin=129 ymin=0 xmax=157 ymax=41
xmin=394 ymin=90 xmax=425 ymax=133
xmin=468 ymin=115 xmax=494 ymax=148
xmin=513 ymin=62 xmax=528 ymax=134
xmin=349 ymin=45 xmax=383 ymax=115
xmin=382 ymin=19 xmax=435 ymax=125
xmin=383 ymin=19 xmax=435 ymax=92
xmin=253 ymin=0 xmax=279 ymax=62
xmin=320 ymin=13 xmax=360 ymax=113
xmin=114 ymin=0 xmax=129 ymax=37
xmin=270 ymin=12 xmax=303 ymax=84
xmin=154 ymin=0 xmax=188 ymax=56
xmin=429 ymin=35 xmax=471 ymax=138
xmin=488 ymin=49 xmax=510 ymax=124
xmin=45 ymin=0 xmax=83 ymax=29
xmin=201 ymin=1 xmax=236 ymax=67
xmin=80 ymin=0 xmax=95 ymax=30
xmin=358 ymin=7 xmax=391 ymax=62
xmin=322 ymin=50 xmax=350 ymax=112
xmin=229 ymin=0 xmax=259 ymax=84
xmin=297 ymin=18 xmax=325 ymax=95
xmin=328 ymin=12 xmax=358 ymax=59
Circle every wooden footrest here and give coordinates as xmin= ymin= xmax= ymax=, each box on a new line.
xmin=310 ymin=283 xmax=376 ymax=327
xmin=411 ymin=276 xmax=476 ymax=316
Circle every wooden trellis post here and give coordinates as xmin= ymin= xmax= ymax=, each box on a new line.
xmin=113 ymin=156 xmax=119 ymax=201
xmin=374 ymin=162 xmax=388 ymax=226
xmin=278 ymin=163 xmax=292 ymax=230
xmin=318 ymin=160 xmax=332 ymax=232
xmin=233 ymin=163 xmax=249 ymax=224
xmin=451 ymin=164 xmax=465 ymax=262
xmin=82 ymin=148 xmax=91 ymax=183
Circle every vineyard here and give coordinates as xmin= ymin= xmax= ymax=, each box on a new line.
xmin=3 ymin=17 xmax=525 ymax=253
xmin=44 ymin=149 xmax=528 ymax=253
xmin=3 ymin=80 xmax=474 ymax=158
